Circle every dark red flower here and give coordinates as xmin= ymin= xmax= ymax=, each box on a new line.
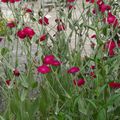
xmin=86 ymin=0 xmax=94 ymax=3
xmin=92 ymin=9 xmax=96 ymax=14
xmin=37 ymin=65 xmax=51 ymax=74
xmin=90 ymin=72 xmax=96 ymax=78
xmin=6 ymin=80 xmax=11 ymax=86
xmin=68 ymin=5 xmax=76 ymax=10
xmin=68 ymin=67 xmax=80 ymax=74
xmin=55 ymin=18 xmax=62 ymax=23
xmin=7 ymin=22 xmax=15 ymax=28
xmin=15 ymin=0 xmax=21 ymax=2
xmin=73 ymin=79 xmax=85 ymax=87
xmin=17 ymin=30 xmax=26 ymax=39
xmin=38 ymin=17 xmax=49 ymax=25
xmin=109 ymin=82 xmax=120 ymax=88
xmin=0 ymin=38 xmax=3 ymax=42
xmin=9 ymin=0 xmax=15 ymax=3
xmin=57 ymin=25 xmax=65 ymax=31
xmin=40 ymin=34 xmax=47 ymax=41
xmin=1 ymin=0 xmax=8 ymax=2
xmin=13 ymin=68 xmax=20 ymax=77
xmin=43 ymin=55 xmax=55 ymax=65
xmin=26 ymin=8 xmax=32 ymax=13
xmin=91 ymin=34 xmax=96 ymax=39
xmin=90 ymin=65 xmax=95 ymax=69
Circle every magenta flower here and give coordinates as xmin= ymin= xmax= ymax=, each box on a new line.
xmin=68 ymin=67 xmax=80 ymax=74
xmin=50 ymin=60 xmax=61 ymax=66
xmin=17 ymin=30 xmax=26 ymax=39
xmin=43 ymin=55 xmax=55 ymax=65
xmin=23 ymin=27 xmax=35 ymax=39
xmin=107 ymin=12 xmax=118 ymax=27
xmin=37 ymin=65 xmax=51 ymax=74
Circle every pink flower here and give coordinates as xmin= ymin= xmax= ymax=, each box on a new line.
xmin=7 ymin=22 xmax=15 ymax=28
xmin=68 ymin=67 xmax=80 ymax=74
xmin=17 ymin=30 xmax=26 ymax=39
xmin=50 ymin=60 xmax=61 ymax=66
xmin=109 ymin=82 xmax=120 ymax=89
xmin=40 ymin=34 xmax=47 ymax=41
xmin=23 ymin=27 xmax=35 ymax=39
xmin=57 ymin=25 xmax=65 ymax=31
xmin=73 ymin=79 xmax=85 ymax=87
xmin=38 ymin=17 xmax=49 ymax=25
xmin=43 ymin=55 xmax=55 ymax=65
xmin=37 ymin=65 xmax=51 ymax=74
xmin=13 ymin=68 xmax=20 ymax=77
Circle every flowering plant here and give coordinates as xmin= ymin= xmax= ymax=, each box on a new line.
xmin=0 ymin=0 xmax=120 ymax=119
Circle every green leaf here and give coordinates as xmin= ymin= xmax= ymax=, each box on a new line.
xmin=21 ymin=89 xmax=27 ymax=102
xmin=78 ymin=98 xmax=87 ymax=115
xmin=86 ymin=99 xmax=97 ymax=110
xmin=97 ymin=108 xmax=106 ymax=120
xmin=0 ymin=116 xmax=5 ymax=120
xmin=1 ymin=47 xmax=9 ymax=56
xmin=107 ymin=94 xmax=120 ymax=106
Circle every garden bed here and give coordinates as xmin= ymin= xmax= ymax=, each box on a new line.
xmin=0 ymin=0 xmax=120 ymax=119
